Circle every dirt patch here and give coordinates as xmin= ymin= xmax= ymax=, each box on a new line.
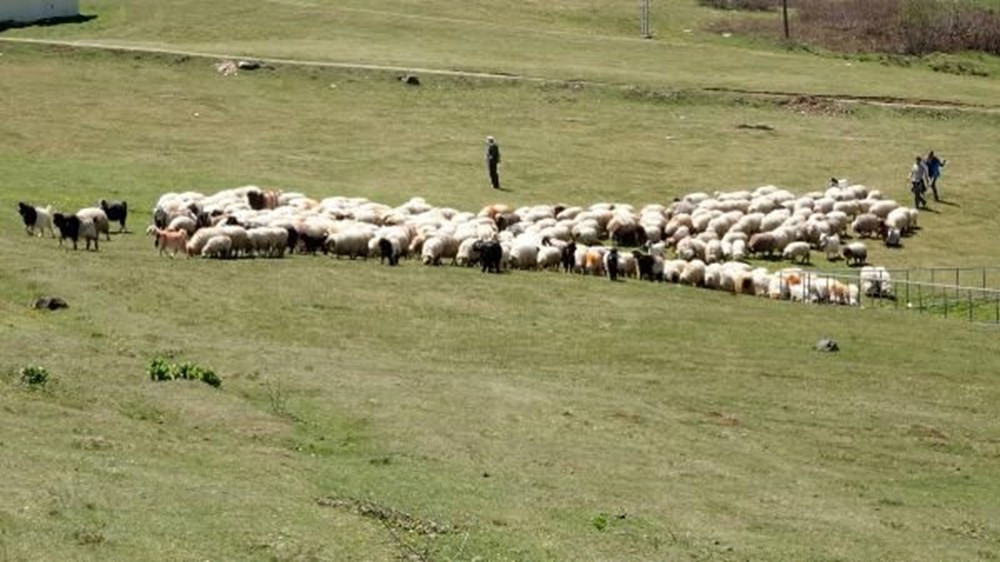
xmin=778 ymin=94 xmax=853 ymax=116
xmin=708 ymin=411 xmax=740 ymax=426
xmin=908 ymin=424 xmax=947 ymax=441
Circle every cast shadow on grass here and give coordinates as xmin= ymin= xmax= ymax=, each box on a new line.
xmin=0 ymin=14 xmax=98 ymax=33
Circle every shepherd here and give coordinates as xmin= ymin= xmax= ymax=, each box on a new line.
xmin=486 ymin=135 xmax=501 ymax=190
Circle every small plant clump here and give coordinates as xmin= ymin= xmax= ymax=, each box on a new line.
xmin=148 ymin=357 xmax=221 ymax=388
xmin=19 ymin=365 xmax=50 ymax=388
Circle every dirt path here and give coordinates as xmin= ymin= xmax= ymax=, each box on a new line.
xmin=2 ymin=36 xmax=997 ymax=114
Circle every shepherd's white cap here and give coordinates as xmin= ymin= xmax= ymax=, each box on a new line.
xmin=486 ymin=135 xmax=495 ymax=142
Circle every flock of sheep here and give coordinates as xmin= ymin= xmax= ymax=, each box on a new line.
xmin=141 ymin=182 xmax=909 ymax=305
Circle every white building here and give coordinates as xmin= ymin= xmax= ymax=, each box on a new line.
xmin=0 ymin=0 xmax=80 ymax=24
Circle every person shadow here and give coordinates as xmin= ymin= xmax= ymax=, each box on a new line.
xmin=935 ymin=199 xmax=960 ymax=207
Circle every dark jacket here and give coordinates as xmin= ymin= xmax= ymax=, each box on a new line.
xmin=487 ymin=143 xmax=501 ymax=164
xmin=926 ymin=155 xmax=944 ymax=177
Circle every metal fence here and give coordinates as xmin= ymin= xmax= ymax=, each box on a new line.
xmin=791 ymin=267 xmax=1000 ymax=324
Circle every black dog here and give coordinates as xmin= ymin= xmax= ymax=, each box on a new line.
xmin=633 ymin=250 xmax=659 ymax=282
xmin=474 ymin=240 xmax=502 ymax=274
xmin=561 ymin=241 xmax=576 ymax=273
xmin=606 ymin=248 xmax=619 ymax=281
xmin=100 ymin=199 xmax=128 ymax=232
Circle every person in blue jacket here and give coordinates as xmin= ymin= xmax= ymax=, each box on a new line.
xmin=925 ymin=150 xmax=947 ymax=202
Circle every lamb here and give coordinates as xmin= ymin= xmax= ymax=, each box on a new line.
xmin=17 ymin=202 xmax=55 ymax=237
xmin=99 ymin=199 xmax=128 ymax=232
xmin=782 ymin=241 xmax=811 ymax=264
xmin=842 ymin=242 xmax=868 ymax=266
xmin=202 ymin=235 xmax=233 ymax=259
xmin=53 ymin=213 xmax=99 ymax=251
xmin=186 ymin=226 xmax=226 ymax=256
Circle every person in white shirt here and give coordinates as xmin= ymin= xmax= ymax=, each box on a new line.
xmin=910 ymin=156 xmax=928 ymax=209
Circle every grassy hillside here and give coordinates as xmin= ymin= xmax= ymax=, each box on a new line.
xmin=1 ymin=18 xmax=1000 ymax=562
xmin=3 ymin=0 xmax=1000 ymax=106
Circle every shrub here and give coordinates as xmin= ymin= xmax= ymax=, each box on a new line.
xmin=148 ymin=357 xmax=221 ymax=388
xmin=19 ymin=365 xmax=50 ymax=387
xmin=794 ymin=0 xmax=1000 ymax=56
xmin=713 ymin=0 xmax=1000 ymax=57
xmin=148 ymin=357 xmax=174 ymax=382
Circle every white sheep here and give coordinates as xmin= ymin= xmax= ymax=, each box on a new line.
xmin=679 ymin=259 xmax=706 ymax=286
xmin=782 ymin=241 xmax=811 ymax=264
xmin=819 ymin=234 xmax=841 ymax=261
xmin=202 ymin=235 xmax=233 ymax=259
xmin=77 ymin=207 xmax=111 ymax=241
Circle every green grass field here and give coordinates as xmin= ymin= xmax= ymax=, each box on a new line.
xmin=2 ymin=2 xmax=1000 ymax=560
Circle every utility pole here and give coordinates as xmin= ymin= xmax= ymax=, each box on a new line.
xmin=782 ymin=0 xmax=790 ymax=40
xmin=640 ymin=0 xmax=652 ymax=39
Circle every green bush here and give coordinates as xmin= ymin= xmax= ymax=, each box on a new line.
xmin=19 ymin=365 xmax=50 ymax=387
xmin=148 ymin=357 xmax=175 ymax=382
xmin=148 ymin=357 xmax=221 ymax=388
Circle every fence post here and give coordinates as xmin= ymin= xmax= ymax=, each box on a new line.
xmin=918 ymin=283 xmax=923 ymax=313
xmin=996 ymin=292 xmax=999 ymax=324
xmin=983 ymin=268 xmax=987 ymax=290
xmin=944 ymin=289 xmax=948 ymax=318
xmin=968 ymin=290 xmax=973 ymax=322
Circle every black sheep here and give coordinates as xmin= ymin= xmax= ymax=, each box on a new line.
xmin=378 ymin=238 xmax=400 ymax=266
xmin=606 ymin=248 xmax=620 ymax=281
xmin=284 ymin=226 xmax=299 ymax=254
xmin=474 ymin=240 xmax=502 ymax=274
xmin=17 ymin=202 xmax=37 ymax=232
xmin=99 ymin=199 xmax=128 ymax=232
xmin=53 ymin=213 xmax=99 ymax=251
xmin=299 ymin=232 xmax=327 ymax=255
xmin=560 ymin=241 xmax=576 ymax=273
